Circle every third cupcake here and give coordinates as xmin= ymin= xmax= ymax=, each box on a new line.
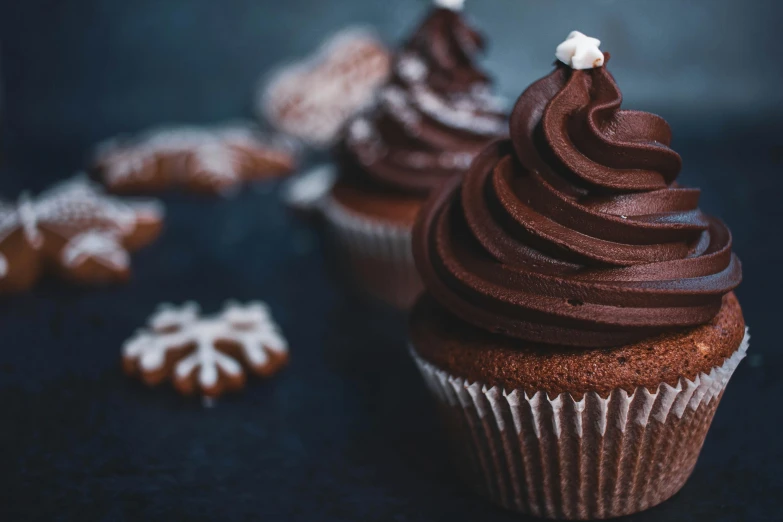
xmin=410 ymin=31 xmax=746 ymax=519
xmin=324 ymin=0 xmax=507 ymax=308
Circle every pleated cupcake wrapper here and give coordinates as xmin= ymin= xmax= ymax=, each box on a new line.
xmin=410 ymin=328 xmax=749 ymax=520
xmin=322 ymin=195 xmax=421 ymax=307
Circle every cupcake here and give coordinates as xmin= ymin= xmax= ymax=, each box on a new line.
xmin=324 ymin=0 xmax=507 ymax=308
xmin=410 ymin=31 xmax=746 ymax=519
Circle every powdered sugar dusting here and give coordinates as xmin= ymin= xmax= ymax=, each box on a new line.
xmin=391 ymin=52 xmax=505 ymax=136
xmin=381 ymin=86 xmax=422 ymax=130
xmin=343 ymin=24 xmax=505 ymax=176
xmin=410 ymin=84 xmax=506 ymax=135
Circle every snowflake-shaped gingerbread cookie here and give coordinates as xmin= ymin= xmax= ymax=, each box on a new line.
xmin=0 ymin=176 xmax=163 ymax=293
xmin=122 ymin=301 xmax=289 ymax=397
xmin=93 ymin=124 xmax=296 ymax=195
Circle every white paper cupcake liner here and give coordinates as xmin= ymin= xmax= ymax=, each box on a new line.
xmin=411 ymin=328 xmax=749 ymax=519
xmin=322 ymin=195 xmax=422 ymax=308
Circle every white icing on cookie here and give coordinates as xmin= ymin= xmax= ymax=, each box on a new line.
xmin=16 ymin=193 xmax=43 ymax=248
xmin=61 ymin=230 xmax=129 ymax=270
xmin=34 ymin=176 xmax=146 ymax=234
xmin=555 ymin=31 xmax=604 ymax=70
xmin=189 ymin=141 xmax=241 ymax=185
xmin=123 ymin=301 xmax=288 ymax=394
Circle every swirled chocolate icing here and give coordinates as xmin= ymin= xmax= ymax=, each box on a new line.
xmin=339 ymin=7 xmax=506 ymax=196
xmin=413 ymin=55 xmax=742 ymax=348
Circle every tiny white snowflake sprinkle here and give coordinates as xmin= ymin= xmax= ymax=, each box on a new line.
xmin=434 ymin=0 xmax=465 ymax=10
xmin=555 ymin=31 xmax=604 ymax=70
xmin=122 ymin=301 xmax=289 ymax=398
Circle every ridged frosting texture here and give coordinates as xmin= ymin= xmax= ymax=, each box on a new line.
xmin=414 ymin=54 xmax=742 ymax=348
xmin=340 ymin=6 xmax=506 ymax=196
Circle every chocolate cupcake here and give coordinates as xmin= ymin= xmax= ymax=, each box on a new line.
xmin=324 ymin=0 xmax=507 ymax=308
xmin=410 ymin=31 xmax=746 ymax=519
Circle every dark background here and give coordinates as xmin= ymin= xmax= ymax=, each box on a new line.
xmin=1 ymin=1 xmax=781 ymax=520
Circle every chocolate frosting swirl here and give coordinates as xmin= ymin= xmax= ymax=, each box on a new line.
xmin=413 ymin=55 xmax=742 ymax=348
xmin=339 ymin=7 xmax=506 ymax=196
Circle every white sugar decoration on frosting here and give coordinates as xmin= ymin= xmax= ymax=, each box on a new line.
xmin=410 ymin=85 xmax=506 ymax=135
xmin=123 ymin=301 xmax=288 ymax=395
xmin=389 ymin=53 xmax=506 ymax=137
xmin=347 ymin=45 xmax=505 ymax=171
xmin=349 ymin=118 xmax=374 ymax=143
xmin=346 ymin=116 xmax=382 ymax=164
xmin=282 ymin=164 xmax=337 ymax=211
xmin=434 ymin=0 xmax=465 ymax=10
xmin=440 ymin=151 xmax=475 ymax=169
xmin=381 ymin=86 xmax=422 ymax=129
xmin=397 ymin=55 xmax=428 ymax=83
xmin=61 ymin=230 xmax=129 ymax=270
xmin=555 ymin=31 xmax=604 ymax=70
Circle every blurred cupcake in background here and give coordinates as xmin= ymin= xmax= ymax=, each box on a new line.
xmin=410 ymin=31 xmax=746 ymax=519
xmin=324 ymin=0 xmax=507 ymax=309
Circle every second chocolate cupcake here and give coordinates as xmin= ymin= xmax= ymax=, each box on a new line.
xmin=324 ymin=0 xmax=507 ymax=308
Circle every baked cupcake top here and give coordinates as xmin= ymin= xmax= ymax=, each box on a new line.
xmin=413 ymin=31 xmax=742 ymax=348
xmin=338 ymin=1 xmax=507 ymax=196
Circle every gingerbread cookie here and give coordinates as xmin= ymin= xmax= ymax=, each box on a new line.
xmin=0 ymin=176 xmax=163 ymax=293
xmin=93 ymin=123 xmax=296 ymax=195
xmin=122 ymin=301 xmax=289 ymax=398
xmin=261 ymin=27 xmax=391 ymax=147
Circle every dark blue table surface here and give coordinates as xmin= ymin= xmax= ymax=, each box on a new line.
xmin=1 ymin=1 xmax=782 ymax=520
